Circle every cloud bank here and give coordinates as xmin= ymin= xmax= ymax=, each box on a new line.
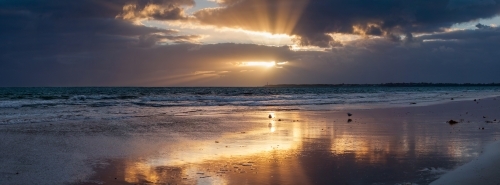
xmin=194 ymin=0 xmax=500 ymax=47
xmin=1 ymin=0 xmax=500 ymax=86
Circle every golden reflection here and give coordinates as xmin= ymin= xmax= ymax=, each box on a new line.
xmin=124 ymin=161 xmax=162 ymax=183
xmin=136 ymin=112 xmax=302 ymax=162
xmin=329 ymin=135 xmax=391 ymax=164
xmin=119 ymin=111 xmax=309 ymax=184
xmin=269 ymin=119 xmax=276 ymax=132
xmin=116 ymin=110 xmax=485 ymax=184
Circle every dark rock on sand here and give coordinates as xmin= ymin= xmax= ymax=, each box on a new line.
xmin=347 ymin=119 xmax=352 ymax=123
xmin=268 ymin=114 xmax=272 ymax=118
xmin=447 ymin=120 xmax=459 ymax=125
xmin=347 ymin=113 xmax=352 ymax=117
xmin=410 ymin=102 xmax=416 ymax=104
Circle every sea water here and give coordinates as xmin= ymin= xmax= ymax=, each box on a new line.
xmin=1 ymin=86 xmax=499 ymax=124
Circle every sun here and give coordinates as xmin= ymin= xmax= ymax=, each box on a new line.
xmin=240 ymin=61 xmax=277 ymax=68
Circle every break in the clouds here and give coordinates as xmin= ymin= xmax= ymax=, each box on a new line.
xmin=194 ymin=0 xmax=500 ymax=47
xmin=1 ymin=0 xmax=500 ymax=86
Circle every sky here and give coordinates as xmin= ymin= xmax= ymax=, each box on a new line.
xmin=1 ymin=0 xmax=500 ymax=87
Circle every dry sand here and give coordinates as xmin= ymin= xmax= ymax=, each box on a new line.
xmin=1 ymin=97 xmax=499 ymax=185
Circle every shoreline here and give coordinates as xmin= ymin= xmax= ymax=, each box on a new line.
xmin=263 ymin=83 xmax=500 ymax=88
xmin=0 ymin=97 xmax=499 ymax=184
xmin=430 ymin=140 xmax=500 ymax=185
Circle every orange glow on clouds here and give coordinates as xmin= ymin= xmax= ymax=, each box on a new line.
xmin=238 ymin=61 xmax=288 ymax=68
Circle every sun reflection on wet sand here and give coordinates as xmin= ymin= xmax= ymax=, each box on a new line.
xmin=88 ymin=101 xmax=500 ymax=185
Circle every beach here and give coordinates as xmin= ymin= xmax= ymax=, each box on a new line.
xmin=3 ymin=0 xmax=500 ymax=184
xmin=1 ymin=91 xmax=499 ymax=185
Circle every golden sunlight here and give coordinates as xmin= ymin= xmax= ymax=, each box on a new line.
xmin=237 ymin=61 xmax=289 ymax=68
xmin=239 ymin=61 xmax=277 ymax=68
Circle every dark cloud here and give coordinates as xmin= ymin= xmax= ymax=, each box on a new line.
xmin=278 ymin=28 xmax=500 ymax=84
xmin=0 ymin=1 xmax=122 ymax=19
xmin=0 ymin=0 xmax=202 ymax=64
xmin=0 ymin=43 xmax=294 ymax=86
xmin=194 ymin=0 xmax=500 ymax=47
xmin=1 ymin=0 xmax=500 ymax=86
xmin=0 ymin=0 xmax=194 ymax=19
xmin=476 ymin=23 xmax=494 ymax=29
xmin=0 ymin=0 xmax=204 ymax=86
xmin=291 ymin=33 xmax=343 ymax=48
xmin=2 ymin=28 xmax=500 ymax=86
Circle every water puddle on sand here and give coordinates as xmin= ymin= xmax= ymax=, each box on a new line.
xmin=75 ymin=100 xmax=500 ymax=185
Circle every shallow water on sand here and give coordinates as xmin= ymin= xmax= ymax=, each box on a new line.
xmin=43 ymin=99 xmax=500 ymax=185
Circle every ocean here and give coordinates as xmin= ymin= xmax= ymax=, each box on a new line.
xmin=1 ymin=86 xmax=499 ymax=125
xmin=2 ymin=86 xmax=500 ymax=185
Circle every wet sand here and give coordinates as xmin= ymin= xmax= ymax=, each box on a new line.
xmin=1 ymin=98 xmax=500 ymax=185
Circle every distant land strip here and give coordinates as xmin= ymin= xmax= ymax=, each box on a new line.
xmin=264 ymin=83 xmax=500 ymax=87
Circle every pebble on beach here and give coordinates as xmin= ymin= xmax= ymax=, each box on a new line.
xmin=347 ymin=113 xmax=352 ymax=117
xmin=347 ymin=119 xmax=352 ymax=123
xmin=268 ymin=123 xmax=272 ymax=127
xmin=268 ymin=114 xmax=272 ymax=118
xmin=447 ymin=120 xmax=459 ymax=125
